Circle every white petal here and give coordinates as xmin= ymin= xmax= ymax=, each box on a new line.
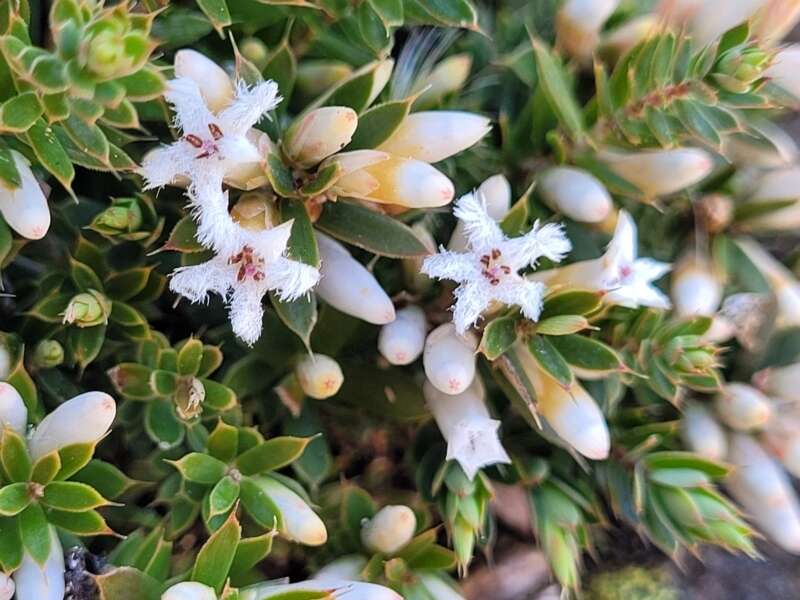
xmin=604 ymin=210 xmax=637 ymax=266
xmin=247 ymin=220 xmax=294 ymax=263
xmin=229 ymin=281 xmax=268 ymax=346
xmin=493 ymin=278 xmax=546 ymax=323
xmin=218 ymin=79 xmax=281 ymax=137
xmin=449 ymin=174 xmax=511 ymax=251
xmin=502 ymin=221 xmax=571 ymax=269
xmin=174 ymin=49 xmax=234 ymax=113
xmin=453 ymin=191 xmax=505 ymax=252
xmin=140 ymin=145 xmax=194 ymax=190
xmin=165 ymin=78 xmax=217 ymax=136
xmin=169 ymin=258 xmax=233 ymax=304
xmin=451 ymin=280 xmax=493 ymax=334
xmin=421 ymin=249 xmax=480 ymax=284
xmin=266 ymin=256 xmax=320 ymax=301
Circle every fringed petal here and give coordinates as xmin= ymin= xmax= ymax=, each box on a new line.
xmin=267 ymin=256 xmax=321 ymax=301
xmin=218 ymin=80 xmax=281 ymax=137
xmin=451 ymin=280 xmax=493 ymax=334
xmin=503 ymin=220 xmax=572 ymax=269
xmin=165 ymin=78 xmax=216 ymax=136
xmin=169 ymin=258 xmax=233 ymax=304
xmin=421 ymin=248 xmax=480 ymax=283
xmin=445 ymin=417 xmax=511 ymax=480
xmin=453 ymin=191 xmax=505 ymax=252
xmin=228 ymin=284 xmax=266 ymax=346
xmin=140 ymin=144 xmax=194 ymax=190
xmin=494 ymin=277 xmax=547 ymax=323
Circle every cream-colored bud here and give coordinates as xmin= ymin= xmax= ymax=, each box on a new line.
xmin=336 ymin=156 xmax=455 ymax=208
xmin=671 ymin=254 xmax=723 ymax=318
xmin=223 ymin=129 xmax=272 ymax=191
xmin=762 ymin=411 xmax=800 ymax=478
xmin=285 ymin=107 xmax=359 ymax=168
xmin=240 ymin=37 xmax=269 ymax=71
xmin=231 ymin=192 xmax=278 ymax=232
xmin=295 ymin=353 xmax=344 ymax=399
xmin=241 ymin=580 xmax=402 ymax=600
xmin=765 ymin=45 xmax=800 ymax=100
xmin=681 ymin=403 xmax=727 ymax=460
xmin=28 ymin=391 xmax=116 ymax=459
xmin=250 ymin=476 xmax=327 ymax=546
xmin=0 ymin=382 xmax=27 ymax=435
xmin=413 ymin=54 xmax=472 ymax=109
xmin=313 ymin=556 xmax=367 ymax=581
xmin=315 ymin=232 xmax=395 ymax=325
xmin=297 ymin=60 xmax=354 ymax=100
xmin=449 ymin=174 xmax=511 ymax=251
xmin=727 ymin=433 xmax=800 ymax=554
xmin=601 ymin=148 xmax=713 ymax=198
xmin=723 ymin=121 xmax=798 ymax=168
xmin=162 ymin=581 xmax=217 ymax=600
xmin=742 ymin=166 xmax=800 ymax=232
xmin=752 ymin=0 xmax=800 ymax=46
xmin=13 ymin=526 xmax=64 ymax=600
xmin=378 ymin=305 xmax=427 ymax=365
xmin=601 ymin=15 xmax=658 ymax=58
xmin=423 ymin=323 xmax=477 ymax=395
xmin=0 ymin=573 xmax=13 ymax=600
xmin=538 ymin=167 xmax=613 ymax=223
xmin=361 ymin=505 xmax=417 ymax=554
xmin=659 ymin=0 xmax=766 ymax=46
xmin=322 ymin=150 xmax=391 ymax=198
xmin=0 ymin=150 xmax=50 ymax=240
xmin=174 ymin=49 xmax=234 ymax=113
xmin=736 ymin=238 xmax=800 ymax=328
xmin=756 ymin=362 xmax=800 ymax=403
xmin=377 ymin=111 xmax=491 ymax=164
xmin=557 ymin=0 xmax=619 ymax=61
xmin=714 ymin=383 xmax=772 ymax=431
xmin=369 ymin=60 xmax=395 ymax=107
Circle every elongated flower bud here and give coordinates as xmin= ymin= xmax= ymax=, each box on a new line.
xmin=601 ymin=15 xmax=657 ymax=58
xmin=336 ymin=156 xmax=455 ymax=208
xmin=752 ymin=0 xmax=800 ymax=46
xmin=601 ymin=148 xmax=713 ymax=198
xmin=556 ymin=0 xmax=620 ymax=62
xmin=741 ymin=166 xmax=800 ymax=232
xmin=727 ymin=433 xmax=800 ymax=554
xmin=0 ymin=382 xmax=27 ymax=435
xmin=285 ymin=107 xmax=359 ymax=168
xmin=714 ymin=383 xmax=772 ymax=432
xmin=377 ymin=111 xmax=491 ymax=164
xmin=766 ymin=45 xmax=800 ymax=100
xmin=295 ymin=353 xmax=344 ymax=399
xmin=0 ymin=573 xmax=12 ymax=600
xmin=413 ymin=53 xmax=472 ymax=109
xmin=240 ymin=580 xmax=402 ymax=600
xmin=162 ymin=581 xmax=217 ymax=600
xmin=378 ymin=305 xmax=427 ymax=365
xmin=13 ymin=526 xmax=64 ymax=600
xmin=449 ymin=174 xmax=511 ymax=251
xmin=28 ymin=391 xmax=116 ymax=460
xmin=423 ymin=323 xmax=477 ymax=395
xmin=681 ymin=402 xmax=727 ymax=460
xmin=762 ymin=412 xmax=800 ymax=478
xmin=423 ymin=379 xmax=511 ymax=479
xmin=315 ymin=233 xmax=395 ymax=325
xmin=737 ymin=238 xmax=800 ymax=328
xmin=671 ymin=253 xmax=723 ymax=318
xmin=0 ymin=150 xmax=50 ymax=240
xmin=723 ymin=121 xmax=798 ymax=168
xmin=314 ymin=556 xmax=367 ymax=581
xmin=174 ymin=49 xmax=234 ymax=112
xmin=538 ymin=167 xmax=612 ymax=223
xmin=296 ymin=60 xmax=354 ymax=100
xmin=660 ymin=0 xmax=766 ymax=46
xmin=251 ymin=475 xmax=327 ymax=546
xmin=755 ymin=362 xmax=800 ymax=403
xmin=361 ymin=505 xmax=417 ymax=554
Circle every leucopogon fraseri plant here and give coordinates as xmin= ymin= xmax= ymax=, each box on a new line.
xmin=4 ymin=0 xmax=800 ymax=599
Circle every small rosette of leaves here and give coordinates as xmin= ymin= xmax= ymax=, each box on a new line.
xmin=88 ymin=195 xmax=164 ymax=246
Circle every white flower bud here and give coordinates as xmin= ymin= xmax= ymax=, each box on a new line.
xmin=659 ymin=0 xmax=766 ymax=46
xmin=0 ymin=150 xmax=50 ymax=240
xmin=556 ymin=0 xmax=620 ymax=62
xmin=162 ymin=581 xmax=217 ymax=600
xmin=762 ymin=410 xmax=800 ymax=478
xmin=285 ymin=106 xmax=359 ymax=168
xmin=0 ymin=382 xmax=27 ymax=435
xmin=601 ymin=148 xmax=713 ymax=198
xmin=723 ymin=120 xmax=798 ymax=168
xmin=313 ymin=556 xmax=367 ymax=581
xmin=174 ymin=49 xmax=234 ymax=113
xmin=727 ymin=433 xmax=800 ymax=554
xmin=28 ymin=391 xmax=116 ymax=460
xmin=418 ymin=575 xmax=466 ymax=600
xmin=377 ymin=111 xmax=491 ymax=164
xmin=538 ymin=167 xmax=613 ymax=223
xmin=741 ymin=166 xmax=800 ymax=232
xmin=13 ymin=526 xmax=64 ymax=600
xmin=240 ymin=580 xmax=402 ymax=600
xmin=755 ymin=362 xmax=800 ymax=403
xmin=752 ymin=0 xmax=800 ymax=47
xmin=378 ymin=305 xmax=427 ymax=365
xmin=601 ymin=15 xmax=658 ymax=58
xmin=765 ymin=45 xmax=800 ymax=100
xmin=361 ymin=505 xmax=417 ymax=554
xmin=251 ymin=475 xmax=327 ymax=546
xmin=736 ymin=238 xmax=800 ymax=328
xmin=296 ymin=60 xmax=354 ymax=100
xmin=295 ymin=353 xmax=344 ymax=399
xmin=413 ymin=53 xmax=472 ymax=109
xmin=714 ymin=383 xmax=772 ymax=432
xmin=423 ymin=323 xmax=477 ymax=395
xmin=423 ymin=378 xmax=511 ymax=479
xmin=671 ymin=254 xmax=723 ymax=318
xmin=449 ymin=174 xmax=511 ymax=251
xmin=681 ymin=403 xmax=727 ymax=460
xmin=315 ymin=232 xmax=395 ymax=325
xmin=0 ymin=573 xmax=13 ymax=600
xmin=336 ymin=156 xmax=455 ymax=208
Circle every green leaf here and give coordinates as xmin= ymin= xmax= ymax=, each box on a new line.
xmin=196 ymin=0 xmax=231 ymax=36
xmin=281 ymin=199 xmax=319 ymax=267
xmin=316 ymin=200 xmax=429 ymax=258
xmin=207 ymin=420 xmax=239 ymax=463
xmin=266 ymin=154 xmax=297 ymax=198
xmin=549 ymin=334 xmax=623 ymax=373
xmin=73 ymin=459 xmax=140 ymax=500
xmin=177 ymin=338 xmax=204 ymax=376
xmin=263 ymin=36 xmax=296 ymax=115
xmin=348 ymin=96 xmax=413 ymax=149
xmin=649 ymin=468 xmax=711 ymax=488
xmin=61 ymin=114 xmax=110 ymax=165
xmin=1 ymin=428 xmax=31 ymax=482
xmin=164 ymin=216 xmax=204 ymax=253
xmin=95 ymin=567 xmax=161 ymax=600
xmin=56 ymin=442 xmax=96 ymax=480
xmin=192 ymin=510 xmax=242 ymax=593
xmin=107 ymin=363 xmax=154 ymax=401
xmin=18 ymin=504 xmax=51 ymax=564
xmin=144 ymin=399 xmax=184 ymax=449
xmin=528 ymin=335 xmax=573 ymax=389
xmin=67 ymin=324 xmax=107 ymax=371
xmin=531 ymin=36 xmax=584 ymax=141
xmin=337 ymin=362 xmax=429 ymax=420
xmin=299 ymin=161 xmax=341 ymax=197
xmin=202 ymin=379 xmax=238 ymax=412
xmin=479 ymin=314 xmax=519 ymax=360
xmin=70 ymin=257 xmax=104 ymax=291
xmin=105 ymin=268 xmax=153 ymax=301
xmin=271 ymin=294 xmax=318 ymax=352
xmin=0 ymin=482 xmax=30 ymax=516
xmin=317 ymin=59 xmax=393 ymax=113
xmin=0 ymin=141 xmax=21 ymax=188
xmin=643 ymin=452 xmax=729 ymax=479
xmin=236 ymin=436 xmax=312 ymax=476
xmin=171 ymin=453 xmax=227 ymax=485
xmin=240 ymin=477 xmax=283 ymax=530
xmin=0 ymin=91 xmax=42 ymax=132
xmin=230 ymin=532 xmax=276 ymax=578
xmin=30 ymin=452 xmax=61 ymax=486
xmin=0 ymin=516 xmax=22 ymax=572
xmin=536 ymin=315 xmax=590 ymax=336
xmin=541 ymin=290 xmax=602 ymax=319
xmin=24 ymin=118 xmax=74 ymax=193
xmin=41 ymin=481 xmax=109 ymax=512
xmin=368 ymin=0 xmax=403 ymax=27
xmin=117 ymin=68 xmax=166 ymax=102
xmin=405 ymin=0 xmax=477 ymax=29
xmin=283 ymin=404 xmax=331 ymax=492
xmin=207 ymin=475 xmax=240 ymax=521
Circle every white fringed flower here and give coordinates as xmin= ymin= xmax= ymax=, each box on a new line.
xmin=533 ymin=210 xmax=671 ymax=310
xmin=141 ymin=76 xmax=280 ymax=244
xmin=422 ymin=191 xmax=571 ymax=334
xmin=169 ymin=219 xmax=319 ymax=345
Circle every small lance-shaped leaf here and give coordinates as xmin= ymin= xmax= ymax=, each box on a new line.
xmin=207 ymin=475 xmax=240 ymax=522
xmin=30 ymin=452 xmax=61 ymax=486
xmin=202 ymin=379 xmax=238 ymax=411
xmin=282 ymin=199 xmax=319 ymax=267
xmin=0 ymin=91 xmax=42 ymax=132
xmin=24 ymin=118 xmax=74 ymax=194
xmin=0 ymin=516 xmax=22 ymax=572
xmin=107 ymin=363 xmax=154 ymax=400
xmin=536 ymin=315 xmax=591 ymax=336
xmin=271 ymin=294 xmax=317 ymax=352
xmin=0 ymin=482 xmax=30 ymax=516
xmin=549 ymin=334 xmax=624 ymax=373
xmin=316 ymin=200 xmax=429 ymax=258
xmin=192 ymin=510 xmax=242 ymax=593
xmin=299 ymin=162 xmax=341 ymax=197
xmin=229 ymin=531 xmax=276 ymax=578
xmin=479 ymin=313 xmax=519 ymax=360
xmin=95 ymin=566 xmax=161 ymax=600
xmin=117 ymin=68 xmax=166 ymax=102
xmin=196 ymin=0 xmax=231 ymax=36
xmin=266 ymin=154 xmax=297 ymax=198
xmin=170 ymin=453 xmax=228 ymax=485
xmin=177 ymin=338 xmax=204 ymax=376
xmin=405 ymin=0 xmax=477 ymax=29
xmin=540 ymin=290 xmax=602 ymax=318
xmin=530 ymin=36 xmax=584 ymax=142
xmin=73 ymin=460 xmax=141 ymax=500
xmin=239 ymin=477 xmax=284 ymax=530
xmin=41 ymin=481 xmax=110 ymax=512
xmin=162 ymin=216 xmax=205 ymax=253
xmin=643 ymin=451 xmax=729 ymax=479
xmin=56 ymin=443 xmax=97 ymax=481
xmin=263 ymin=34 xmax=296 ymax=114
xmin=207 ymin=420 xmax=239 ymax=463
xmin=18 ymin=504 xmax=51 ymax=565
xmin=528 ymin=334 xmax=574 ymax=389
xmin=67 ymin=325 xmax=107 ymax=371
xmin=70 ymin=256 xmax=104 ymax=291
xmin=235 ymin=436 xmax=313 ymax=476
xmin=348 ymin=96 xmax=414 ymax=150
xmin=1 ymin=428 xmax=32 ymax=482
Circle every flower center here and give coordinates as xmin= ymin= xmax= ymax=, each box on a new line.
xmin=479 ymin=248 xmax=511 ymax=286
xmin=184 ymin=122 xmax=224 ymax=159
xmin=229 ymin=245 xmax=266 ymax=282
